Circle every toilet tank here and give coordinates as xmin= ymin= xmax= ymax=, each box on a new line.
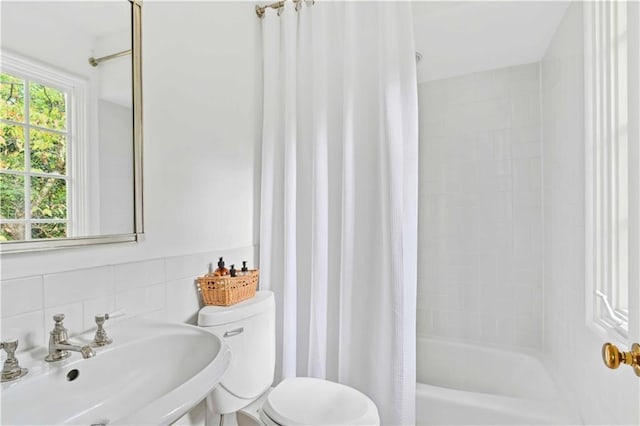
xmin=198 ymin=291 xmax=275 ymax=414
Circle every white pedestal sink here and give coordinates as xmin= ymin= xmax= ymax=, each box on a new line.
xmin=1 ymin=318 xmax=230 ymax=425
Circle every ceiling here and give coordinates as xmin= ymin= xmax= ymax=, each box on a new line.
xmin=4 ymin=1 xmax=569 ymax=84
xmin=412 ymin=1 xmax=571 ymax=83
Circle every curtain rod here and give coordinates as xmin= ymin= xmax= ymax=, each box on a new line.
xmin=88 ymin=49 xmax=131 ymax=67
xmin=256 ymin=0 xmax=313 ymax=18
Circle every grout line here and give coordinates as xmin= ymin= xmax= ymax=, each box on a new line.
xmin=538 ymin=59 xmax=546 ymax=350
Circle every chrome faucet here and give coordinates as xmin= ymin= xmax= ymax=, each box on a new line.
xmin=45 ymin=314 xmax=95 ymax=362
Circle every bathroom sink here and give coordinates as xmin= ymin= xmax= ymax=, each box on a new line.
xmin=1 ymin=318 xmax=231 ymax=425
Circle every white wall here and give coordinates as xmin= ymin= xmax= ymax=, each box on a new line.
xmin=417 ymin=63 xmax=543 ymax=349
xmin=541 ymin=3 xmax=639 ymax=424
xmin=1 ymin=0 xmax=262 ymax=345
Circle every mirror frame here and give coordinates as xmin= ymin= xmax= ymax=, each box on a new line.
xmin=0 ymin=0 xmax=144 ymax=254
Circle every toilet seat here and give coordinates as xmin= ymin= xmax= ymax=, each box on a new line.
xmin=259 ymin=377 xmax=379 ymax=426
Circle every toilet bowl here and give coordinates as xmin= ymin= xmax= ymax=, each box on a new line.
xmin=197 ymin=291 xmax=380 ymax=426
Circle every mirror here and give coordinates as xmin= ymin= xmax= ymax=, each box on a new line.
xmin=0 ymin=0 xmax=143 ymax=252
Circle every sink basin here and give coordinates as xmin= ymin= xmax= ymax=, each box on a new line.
xmin=1 ymin=318 xmax=231 ymax=425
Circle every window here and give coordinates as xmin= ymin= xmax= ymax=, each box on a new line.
xmin=0 ymin=52 xmax=87 ymax=241
xmin=585 ymin=1 xmax=633 ymax=338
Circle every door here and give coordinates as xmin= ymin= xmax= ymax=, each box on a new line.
xmin=586 ymin=1 xmax=640 ymax=424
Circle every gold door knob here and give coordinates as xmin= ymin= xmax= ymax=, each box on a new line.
xmin=602 ymin=342 xmax=640 ymax=377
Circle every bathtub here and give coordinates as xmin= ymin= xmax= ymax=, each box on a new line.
xmin=416 ymin=337 xmax=581 ymax=425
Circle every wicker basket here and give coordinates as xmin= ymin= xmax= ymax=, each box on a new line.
xmin=196 ymin=270 xmax=259 ymax=306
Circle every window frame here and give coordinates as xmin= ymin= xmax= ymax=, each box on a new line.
xmin=1 ymin=50 xmax=89 ymax=240
xmin=585 ymin=1 xmax=635 ymax=342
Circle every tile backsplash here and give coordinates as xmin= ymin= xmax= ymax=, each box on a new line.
xmin=0 ymin=245 xmax=256 ymax=352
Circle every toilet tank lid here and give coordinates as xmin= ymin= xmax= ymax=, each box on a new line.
xmin=198 ymin=291 xmax=274 ymax=326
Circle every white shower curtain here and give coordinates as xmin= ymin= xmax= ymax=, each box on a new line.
xmin=259 ymin=2 xmax=418 ymax=424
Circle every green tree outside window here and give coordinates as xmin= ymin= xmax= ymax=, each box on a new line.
xmin=1 ymin=72 xmax=68 ymax=241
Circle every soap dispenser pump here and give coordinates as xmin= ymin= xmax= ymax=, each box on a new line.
xmin=240 ymin=261 xmax=249 ymax=275
xmin=214 ymin=257 xmax=229 ymax=276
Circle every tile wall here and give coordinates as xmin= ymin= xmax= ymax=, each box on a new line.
xmin=0 ymin=245 xmax=256 ymax=353
xmin=417 ymin=63 xmax=543 ymax=349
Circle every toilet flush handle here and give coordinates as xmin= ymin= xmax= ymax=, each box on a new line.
xmin=224 ymin=327 xmax=244 ymax=338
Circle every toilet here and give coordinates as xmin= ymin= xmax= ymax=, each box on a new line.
xmin=197 ymin=291 xmax=380 ymax=426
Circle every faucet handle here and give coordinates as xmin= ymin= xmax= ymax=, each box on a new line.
xmin=51 ymin=313 xmax=67 ymax=331
xmin=49 ymin=313 xmax=69 ymax=343
xmin=1 ymin=338 xmax=28 ymax=382
xmin=91 ymin=310 xmax=124 ymax=347
xmin=95 ymin=309 xmax=125 ymax=324
xmin=94 ymin=313 xmax=107 ymax=326
xmin=0 ymin=338 xmax=18 ymax=354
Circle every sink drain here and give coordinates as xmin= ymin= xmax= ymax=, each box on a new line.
xmin=66 ymin=369 xmax=79 ymax=382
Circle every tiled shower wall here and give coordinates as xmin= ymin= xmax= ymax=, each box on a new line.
xmin=0 ymin=245 xmax=256 ymax=353
xmin=417 ymin=63 xmax=543 ymax=349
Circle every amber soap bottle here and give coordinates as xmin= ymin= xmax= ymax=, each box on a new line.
xmin=214 ymin=257 xmax=229 ymax=276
